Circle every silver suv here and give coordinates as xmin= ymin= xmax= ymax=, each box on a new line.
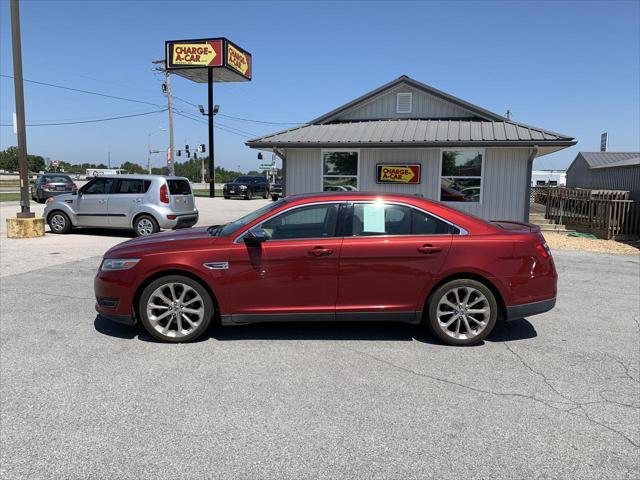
xmin=44 ymin=174 xmax=199 ymax=236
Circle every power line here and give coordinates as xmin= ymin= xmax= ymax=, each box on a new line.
xmin=0 ymin=74 xmax=162 ymax=108
xmin=173 ymin=95 xmax=302 ymax=125
xmin=0 ymin=108 xmax=166 ymax=126
xmin=173 ymin=110 xmax=253 ymax=138
xmin=173 ymin=107 xmax=259 ymax=136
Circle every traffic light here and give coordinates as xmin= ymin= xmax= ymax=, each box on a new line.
xmin=194 ymin=152 xmax=198 ymax=160
xmin=199 ymin=144 xmax=206 ymax=153
xmin=176 ymin=150 xmax=181 ymax=157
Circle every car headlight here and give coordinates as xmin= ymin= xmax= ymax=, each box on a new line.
xmin=101 ymin=258 xmax=140 ymax=271
xmin=239 ymin=185 xmax=247 ymax=190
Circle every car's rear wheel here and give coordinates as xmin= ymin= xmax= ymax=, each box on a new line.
xmin=48 ymin=211 xmax=71 ymax=234
xmin=427 ymin=279 xmax=497 ymax=346
xmin=262 ymin=190 xmax=269 ymax=199
xmin=245 ymin=190 xmax=253 ymax=200
xmin=224 ymin=196 xmax=230 ymax=199
xmin=139 ymin=275 xmax=213 ymax=343
xmin=134 ymin=215 xmax=159 ymax=237
xmin=271 ymin=195 xmax=279 ymax=201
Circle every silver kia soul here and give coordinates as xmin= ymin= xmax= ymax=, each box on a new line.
xmin=43 ymin=174 xmax=199 ymax=236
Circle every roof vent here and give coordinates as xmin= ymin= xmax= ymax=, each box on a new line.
xmin=396 ymin=92 xmax=412 ymax=113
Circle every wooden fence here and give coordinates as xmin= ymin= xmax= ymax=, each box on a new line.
xmin=532 ymin=187 xmax=640 ymax=239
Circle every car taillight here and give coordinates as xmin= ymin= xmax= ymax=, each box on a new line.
xmin=535 ymin=242 xmax=551 ymax=259
xmin=42 ymin=183 xmax=53 ymax=191
xmin=159 ymin=183 xmax=170 ymax=204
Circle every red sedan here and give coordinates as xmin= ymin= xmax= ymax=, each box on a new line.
xmin=95 ymin=192 xmax=557 ymax=346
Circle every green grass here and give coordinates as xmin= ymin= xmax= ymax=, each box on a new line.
xmin=0 ymin=192 xmax=21 ymax=202
xmin=0 ymin=180 xmax=21 ymax=188
xmin=193 ymin=189 xmax=224 ymax=197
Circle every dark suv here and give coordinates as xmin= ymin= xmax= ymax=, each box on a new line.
xmin=223 ymin=176 xmax=270 ymax=200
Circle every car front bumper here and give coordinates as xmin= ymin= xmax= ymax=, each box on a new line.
xmin=505 ymin=297 xmax=556 ymax=321
xmin=94 ymin=269 xmax=138 ymax=325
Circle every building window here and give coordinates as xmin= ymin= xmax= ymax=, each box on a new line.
xmin=396 ymin=92 xmax=412 ymax=113
xmin=440 ymin=150 xmax=483 ymax=203
xmin=322 ymin=151 xmax=358 ymax=191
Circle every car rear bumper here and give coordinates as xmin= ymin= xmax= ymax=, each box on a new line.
xmin=505 ymin=297 xmax=556 ymax=321
xmin=158 ymin=212 xmax=199 ymax=230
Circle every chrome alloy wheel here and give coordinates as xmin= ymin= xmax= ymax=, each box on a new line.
xmin=137 ymin=218 xmax=154 ymax=236
xmin=50 ymin=213 xmax=66 ymax=232
xmin=146 ymin=282 xmax=205 ymax=338
xmin=436 ymin=286 xmax=491 ymax=340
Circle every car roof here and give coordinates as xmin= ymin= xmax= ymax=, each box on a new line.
xmin=89 ymin=174 xmax=189 ymax=180
xmin=284 ymin=191 xmax=425 ymax=202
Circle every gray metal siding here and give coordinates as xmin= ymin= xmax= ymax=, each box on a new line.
xmin=567 ymin=159 xmax=640 ymax=200
xmin=339 ymin=85 xmax=473 ymax=121
xmin=285 ymin=147 xmax=531 ymax=221
xmin=283 ymin=149 xmax=321 ymax=195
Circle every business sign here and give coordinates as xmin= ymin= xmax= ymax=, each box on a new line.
xmin=600 ymin=132 xmax=608 ymax=152
xmin=376 ymin=164 xmax=421 ymax=184
xmin=167 ymin=39 xmax=223 ymax=68
xmin=165 ymin=38 xmax=252 ymax=82
xmin=226 ymin=41 xmax=251 ymax=78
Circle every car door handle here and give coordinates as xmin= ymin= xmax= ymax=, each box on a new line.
xmin=418 ymin=244 xmax=442 ymax=254
xmin=308 ymin=246 xmax=333 ymax=257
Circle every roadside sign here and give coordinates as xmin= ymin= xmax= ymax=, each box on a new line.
xmin=600 ymin=132 xmax=608 ymax=152
xmin=259 ymin=163 xmax=276 ymax=170
xmin=166 ymin=39 xmax=223 ymax=68
xmin=165 ymin=37 xmax=252 ymax=83
xmin=376 ymin=164 xmax=421 ymax=184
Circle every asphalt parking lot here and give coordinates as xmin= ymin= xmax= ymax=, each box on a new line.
xmin=1 ymin=199 xmax=639 ymax=479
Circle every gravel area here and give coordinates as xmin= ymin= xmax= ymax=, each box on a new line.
xmin=543 ymin=232 xmax=640 ymax=256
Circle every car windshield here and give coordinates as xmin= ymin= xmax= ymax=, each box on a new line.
xmin=216 ymin=199 xmax=285 ymax=237
xmin=234 ymin=176 xmax=256 ymax=183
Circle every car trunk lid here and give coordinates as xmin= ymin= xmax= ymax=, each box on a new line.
xmin=490 ymin=220 xmax=541 ymax=233
xmin=167 ymin=179 xmax=195 ymax=213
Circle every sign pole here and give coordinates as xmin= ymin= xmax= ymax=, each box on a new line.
xmin=10 ymin=0 xmax=33 ymax=219
xmin=208 ymin=68 xmax=215 ymax=197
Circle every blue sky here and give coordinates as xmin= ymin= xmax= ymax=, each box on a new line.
xmin=1 ymin=0 xmax=638 ymax=171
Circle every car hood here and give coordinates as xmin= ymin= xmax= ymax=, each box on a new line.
xmin=224 ymin=182 xmax=249 ymax=188
xmin=105 ymin=227 xmax=218 ymax=257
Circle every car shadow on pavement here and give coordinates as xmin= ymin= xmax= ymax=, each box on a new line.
xmin=67 ymin=228 xmax=135 ymax=238
xmin=95 ymin=315 xmax=537 ymax=345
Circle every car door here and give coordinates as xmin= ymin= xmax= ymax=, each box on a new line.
xmin=75 ymin=177 xmax=116 ymax=227
xmin=108 ymin=178 xmax=149 ymax=227
xmin=336 ymin=202 xmax=455 ymax=321
xmin=225 ymin=202 xmax=345 ymax=321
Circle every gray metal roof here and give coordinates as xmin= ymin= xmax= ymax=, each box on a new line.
xmin=579 ymin=152 xmax=640 ymax=168
xmin=246 ymin=119 xmax=576 ymax=148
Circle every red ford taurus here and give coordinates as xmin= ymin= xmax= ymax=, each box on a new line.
xmin=95 ymin=192 xmax=557 ymax=346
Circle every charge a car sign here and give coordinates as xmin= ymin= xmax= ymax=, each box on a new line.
xmin=167 ymin=40 xmax=223 ymax=68
xmin=376 ymin=164 xmax=421 ymax=184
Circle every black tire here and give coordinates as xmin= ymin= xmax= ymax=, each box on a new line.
xmin=133 ymin=214 xmax=159 ymax=237
xmin=426 ymin=279 xmax=498 ymax=346
xmin=47 ymin=210 xmax=72 ymax=234
xmin=271 ymin=195 xmax=279 ymax=201
xmin=224 ymin=196 xmax=230 ymax=200
xmin=245 ymin=189 xmax=253 ymax=200
xmin=262 ymin=189 xmax=269 ymax=199
xmin=138 ymin=275 xmax=213 ymax=343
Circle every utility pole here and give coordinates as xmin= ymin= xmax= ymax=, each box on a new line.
xmin=10 ymin=0 xmax=33 ymax=219
xmin=108 ymin=151 xmax=111 ymax=168
xmin=207 ymin=68 xmax=215 ymax=197
xmin=153 ymin=60 xmax=175 ymax=175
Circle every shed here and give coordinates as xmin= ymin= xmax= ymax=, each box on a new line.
xmin=566 ymin=152 xmax=640 ymax=200
xmin=246 ymin=76 xmax=576 ymax=221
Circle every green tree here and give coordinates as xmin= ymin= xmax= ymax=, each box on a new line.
xmin=0 ymin=146 xmax=45 ymax=173
xmin=121 ymin=161 xmax=146 ymax=174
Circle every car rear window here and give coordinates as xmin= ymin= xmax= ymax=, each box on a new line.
xmin=168 ymin=179 xmax=192 ymax=195
xmin=43 ymin=175 xmax=72 ymax=183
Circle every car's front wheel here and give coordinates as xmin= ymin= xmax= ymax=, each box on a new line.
xmin=134 ymin=215 xmax=159 ymax=237
xmin=427 ymin=279 xmax=497 ymax=346
xmin=262 ymin=189 xmax=269 ymax=199
xmin=48 ymin=211 xmax=72 ymax=234
xmin=139 ymin=275 xmax=213 ymax=343
xmin=245 ymin=189 xmax=253 ymax=200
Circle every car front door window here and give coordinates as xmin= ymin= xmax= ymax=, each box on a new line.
xmin=261 ymin=204 xmax=340 ymax=240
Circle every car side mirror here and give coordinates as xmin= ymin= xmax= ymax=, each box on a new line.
xmin=72 ymin=188 xmax=78 ymax=195
xmin=243 ymin=227 xmax=268 ymax=245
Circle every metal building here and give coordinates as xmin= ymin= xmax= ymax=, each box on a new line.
xmin=246 ymin=76 xmax=576 ymax=221
xmin=566 ymin=152 xmax=640 ymax=200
